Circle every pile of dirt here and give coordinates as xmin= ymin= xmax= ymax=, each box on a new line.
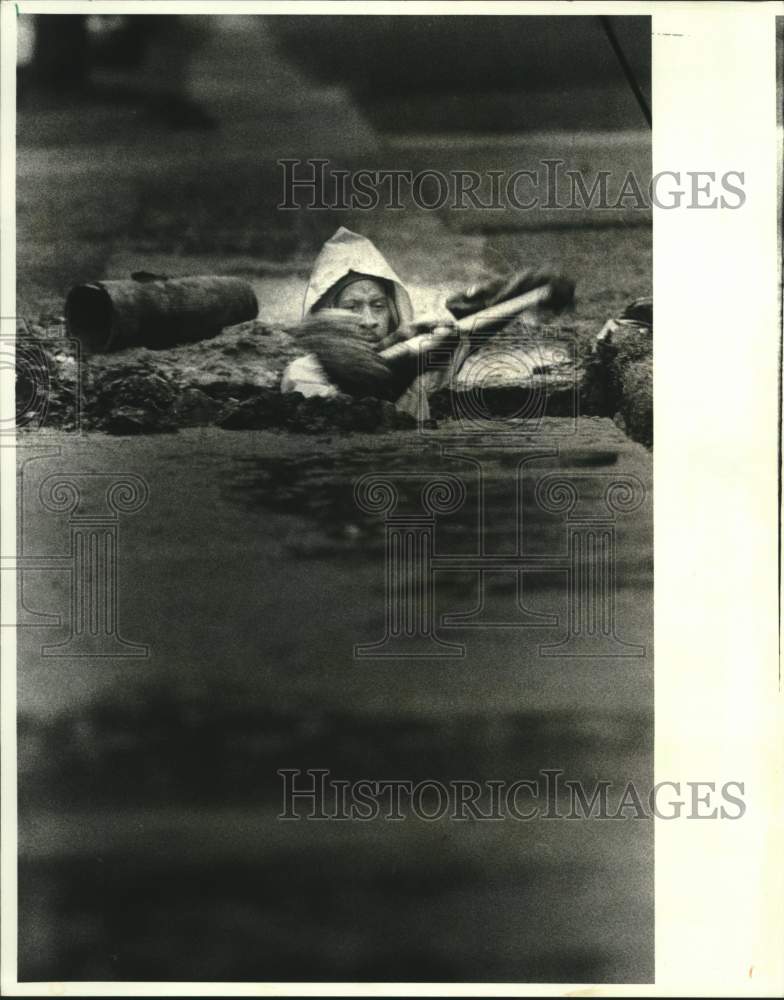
xmin=580 ymin=299 xmax=653 ymax=448
xmin=19 ymin=319 xmax=422 ymax=435
xmin=80 ymin=319 xmax=300 ymax=433
xmin=219 ymin=391 xmax=417 ymax=434
xmin=16 ymin=337 xmax=84 ymax=432
xmin=19 ymin=319 xmax=286 ymax=433
xmin=19 ymin=307 xmax=653 ymax=444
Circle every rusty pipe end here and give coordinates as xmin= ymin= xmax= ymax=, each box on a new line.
xmin=65 ymin=283 xmax=115 ymax=354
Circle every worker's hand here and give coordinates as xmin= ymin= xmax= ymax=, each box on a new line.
xmin=380 ymin=314 xmax=459 ymax=353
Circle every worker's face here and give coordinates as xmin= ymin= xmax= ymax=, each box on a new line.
xmin=334 ymin=279 xmax=392 ymax=347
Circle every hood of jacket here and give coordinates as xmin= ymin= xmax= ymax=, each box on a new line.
xmin=302 ymin=227 xmax=414 ymax=327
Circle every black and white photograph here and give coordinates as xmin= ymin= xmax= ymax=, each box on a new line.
xmin=1 ymin=3 xmax=781 ymax=995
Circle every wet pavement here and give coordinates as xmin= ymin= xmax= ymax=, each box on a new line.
xmin=17 ymin=420 xmax=652 ymax=982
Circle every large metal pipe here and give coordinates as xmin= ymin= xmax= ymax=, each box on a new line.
xmin=65 ymin=275 xmax=258 ymax=353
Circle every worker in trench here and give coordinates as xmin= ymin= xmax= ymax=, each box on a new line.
xmin=281 ymin=227 xmax=462 ymax=421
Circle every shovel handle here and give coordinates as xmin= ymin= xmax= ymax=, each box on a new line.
xmin=380 ymin=284 xmax=552 ymax=362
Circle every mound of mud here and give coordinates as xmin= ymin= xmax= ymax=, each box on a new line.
xmin=581 ymin=301 xmax=653 ymax=448
xmin=20 ymin=309 xmax=652 ymax=444
xmin=20 ymin=320 xmax=420 ymax=435
xmin=219 ymin=391 xmax=417 ymax=434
